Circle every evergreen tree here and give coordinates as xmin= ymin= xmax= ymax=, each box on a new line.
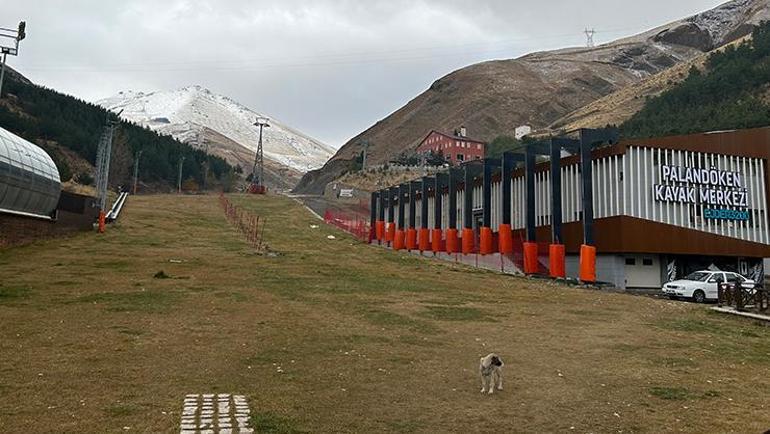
xmin=621 ymin=21 xmax=770 ymax=138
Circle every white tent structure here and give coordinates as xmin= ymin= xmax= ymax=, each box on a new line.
xmin=0 ymin=126 xmax=61 ymax=219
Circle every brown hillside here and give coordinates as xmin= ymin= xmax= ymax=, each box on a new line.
xmin=296 ymin=0 xmax=770 ymax=194
xmin=197 ymin=128 xmax=302 ymax=191
xmin=548 ymin=36 xmax=752 ymax=132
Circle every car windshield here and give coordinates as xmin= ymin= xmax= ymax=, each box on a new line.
xmin=727 ymin=273 xmax=745 ymax=283
xmin=684 ymin=271 xmax=711 ymax=282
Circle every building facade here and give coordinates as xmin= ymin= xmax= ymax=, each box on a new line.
xmin=416 ymin=129 xmax=485 ymax=166
xmin=371 ymin=127 xmax=770 ymax=290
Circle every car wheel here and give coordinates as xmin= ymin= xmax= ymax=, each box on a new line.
xmin=692 ymin=289 xmax=706 ymax=304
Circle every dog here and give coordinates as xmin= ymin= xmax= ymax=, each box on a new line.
xmin=479 ymin=353 xmax=504 ymax=394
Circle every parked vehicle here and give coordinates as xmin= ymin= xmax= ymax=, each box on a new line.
xmin=662 ymin=270 xmax=756 ymax=303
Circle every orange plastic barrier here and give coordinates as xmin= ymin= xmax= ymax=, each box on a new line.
xmin=406 ymin=228 xmax=417 ymax=250
xmin=461 ymin=228 xmax=474 ymax=255
xmin=523 ymin=241 xmax=538 ymax=274
xmin=549 ymin=244 xmax=566 ymax=278
xmin=418 ymin=228 xmax=430 ymax=252
xmin=431 ymin=228 xmax=443 ymax=252
xmin=393 ymin=229 xmax=405 ymax=250
xmin=498 ymin=224 xmax=513 ymax=254
xmin=579 ymin=244 xmax=597 ymax=283
xmin=446 ymin=228 xmax=459 ymax=253
xmin=98 ymin=210 xmax=106 ymax=234
xmin=386 ymin=223 xmax=395 ymax=242
xmin=479 ymin=227 xmax=493 ymax=255
xmin=375 ymin=220 xmax=385 ymax=241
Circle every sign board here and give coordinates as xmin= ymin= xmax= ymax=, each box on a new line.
xmin=653 ymin=164 xmax=750 ymax=220
xmin=338 ymin=189 xmax=354 ymax=198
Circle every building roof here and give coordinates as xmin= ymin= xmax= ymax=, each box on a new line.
xmin=419 ymin=130 xmax=487 ymax=146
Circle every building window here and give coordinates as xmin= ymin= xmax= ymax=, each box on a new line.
xmin=477 ymin=144 xmax=481 ymax=150
xmin=475 ymin=156 xmax=480 ymax=160
xmin=625 ymin=258 xmax=636 ymax=266
xmin=456 ymin=154 xmax=464 ymax=161
xmin=642 ymin=258 xmax=653 ymax=266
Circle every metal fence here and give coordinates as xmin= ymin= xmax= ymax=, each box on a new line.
xmin=718 ymin=282 xmax=770 ymax=312
xmin=219 ymin=193 xmax=266 ymax=250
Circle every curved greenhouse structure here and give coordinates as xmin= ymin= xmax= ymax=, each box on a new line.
xmin=0 ymin=126 xmax=61 ymax=219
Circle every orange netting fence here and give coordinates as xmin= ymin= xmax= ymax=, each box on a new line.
xmin=219 ymin=193 xmax=266 ymax=250
xmin=323 ymin=209 xmax=372 ymax=242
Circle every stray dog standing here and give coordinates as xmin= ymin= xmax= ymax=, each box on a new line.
xmin=479 ymin=353 xmax=504 ymax=394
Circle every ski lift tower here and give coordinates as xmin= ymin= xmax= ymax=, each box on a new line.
xmin=249 ymin=116 xmax=270 ymax=194
xmin=94 ymin=110 xmax=122 ymax=233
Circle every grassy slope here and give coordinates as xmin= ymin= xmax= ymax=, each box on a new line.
xmin=1 ymin=194 xmax=769 ymax=433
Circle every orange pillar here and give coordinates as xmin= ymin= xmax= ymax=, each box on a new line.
xmin=446 ymin=228 xmax=459 ymax=254
xmin=393 ymin=229 xmax=406 ymax=250
xmin=406 ymin=228 xmax=417 ymax=250
xmin=375 ymin=221 xmax=385 ymax=241
xmin=431 ymin=228 xmax=443 ymax=253
xmin=461 ymin=228 xmax=474 ymax=255
xmin=386 ymin=223 xmax=395 ymax=243
xmin=98 ymin=211 xmax=106 ymax=234
xmin=523 ymin=242 xmax=538 ymax=274
xmin=579 ymin=244 xmax=597 ymax=283
xmin=498 ymin=224 xmax=513 ymax=254
xmin=418 ymin=228 xmax=430 ymax=252
xmin=549 ymin=244 xmax=566 ymax=278
xmin=479 ymin=227 xmax=493 ymax=255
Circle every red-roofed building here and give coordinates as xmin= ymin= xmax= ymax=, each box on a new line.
xmin=417 ymin=127 xmax=486 ymax=166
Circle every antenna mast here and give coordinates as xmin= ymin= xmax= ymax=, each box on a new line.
xmin=584 ymin=28 xmax=596 ymax=48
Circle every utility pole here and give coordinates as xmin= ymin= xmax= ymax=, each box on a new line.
xmin=0 ymin=21 xmax=26 ymax=99
xmin=251 ymin=116 xmax=270 ymax=193
xmin=177 ymin=156 xmax=185 ymax=194
xmin=94 ymin=110 xmax=121 ymax=233
xmin=198 ymin=129 xmax=210 ymax=192
xmin=360 ymin=139 xmax=370 ymax=170
xmin=132 ymin=149 xmax=143 ymax=195
xmin=584 ymin=28 xmax=596 ymax=48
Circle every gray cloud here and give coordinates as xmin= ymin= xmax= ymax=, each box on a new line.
xmin=5 ymin=0 xmax=724 ymax=147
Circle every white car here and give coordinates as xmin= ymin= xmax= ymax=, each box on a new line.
xmin=662 ymin=270 xmax=756 ymax=303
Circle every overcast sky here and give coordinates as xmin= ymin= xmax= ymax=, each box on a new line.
xmin=5 ymin=0 xmax=725 ymax=148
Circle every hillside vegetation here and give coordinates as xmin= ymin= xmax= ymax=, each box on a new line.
xmin=0 ymin=70 xmax=232 ymax=189
xmin=622 ymin=22 xmax=770 ymax=138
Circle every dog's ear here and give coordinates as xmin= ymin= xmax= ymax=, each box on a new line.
xmin=491 ymin=356 xmax=502 ymax=366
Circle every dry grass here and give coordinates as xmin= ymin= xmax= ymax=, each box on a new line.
xmin=1 ymin=193 xmax=769 ymax=433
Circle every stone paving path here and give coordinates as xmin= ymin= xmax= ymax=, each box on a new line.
xmin=180 ymin=393 xmax=253 ymax=434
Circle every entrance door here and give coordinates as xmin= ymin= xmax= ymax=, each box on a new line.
xmin=624 ymin=255 xmax=662 ymax=289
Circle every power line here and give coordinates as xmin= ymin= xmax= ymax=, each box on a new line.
xmin=18 ymin=26 xmax=652 ymax=74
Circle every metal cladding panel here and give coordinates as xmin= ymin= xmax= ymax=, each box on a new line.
xmin=0 ymin=127 xmax=61 ymax=218
xmin=625 ymin=145 xmax=768 ymax=245
xmin=441 ymin=193 xmax=449 ymax=230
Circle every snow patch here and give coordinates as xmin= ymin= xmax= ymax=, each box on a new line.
xmin=97 ymin=86 xmax=334 ymax=173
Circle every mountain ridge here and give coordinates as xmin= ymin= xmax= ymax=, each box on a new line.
xmin=97 ymin=86 xmax=335 ymax=182
xmin=295 ymin=0 xmax=770 ymax=194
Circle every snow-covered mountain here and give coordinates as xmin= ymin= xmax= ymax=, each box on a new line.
xmin=97 ymin=85 xmax=334 ymax=173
